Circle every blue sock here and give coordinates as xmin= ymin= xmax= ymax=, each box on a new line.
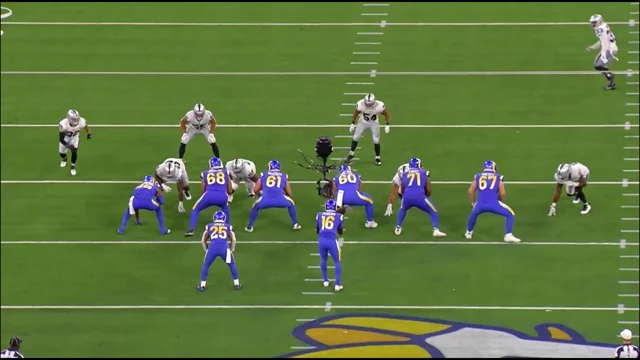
xmin=467 ymin=211 xmax=478 ymax=232
xmin=188 ymin=209 xmax=201 ymax=232
xmin=288 ymin=205 xmax=299 ymax=225
xmin=364 ymin=204 xmax=374 ymax=222
xmin=505 ymin=213 xmax=515 ymax=234
xmin=320 ymin=256 xmax=328 ymax=282
xmin=396 ymin=207 xmax=407 ymax=227
xmin=334 ymin=261 xmax=342 ymax=286
xmin=155 ymin=208 xmax=167 ymax=233
xmin=247 ymin=207 xmax=259 ymax=228
xmin=228 ymin=262 xmax=239 ymax=280
xmin=427 ymin=209 xmax=440 ymax=229
xmin=119 ymin=208 xmax=131 ymax=231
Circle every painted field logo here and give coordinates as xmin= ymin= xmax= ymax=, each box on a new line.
xmin=278 ymin=314 xmax=616 ymax=358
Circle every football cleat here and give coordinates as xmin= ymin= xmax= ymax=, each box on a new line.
xmin=323 ymin=281 xmax=330 ymax=288
xmin=234 ymin=284 xmax=242 ymax=291
xmin=504 ymin=233 xmax=521 ymax=243
xmin=183 ymin=190 xmax=192 ymax=200
xmin=335 ymin=285 xmax=344 ymax=292
xmin=433 ymin=229 xmax=447 ymax=237
xmin=161 ymin=229 xmax=171 ymax=235
xmin=197 ymin=285 xmax=206 ymax=292
xmin=293 ymin=223 xmax=302 ymax=230
xmin=605 ymin=84 xmax=616 ymax=90
xmin=465 ymin=231 xmax=473 ymax=240
xmin=365 ymin=221 xmax=378 ymax=229
xmin=374 ymin=158 xmax=382 ymax=166
xmin=394 ymin=226 xmax=402 ymax=235
xmin=185 ymin=231 xmax=194 ymax=237
xmin=580 ymin=204 xmax=592 ymax=215
xmin=60 ymin=161 xmax=67 ymax=168
xmin=244 ymin=226 xmax=254 ymax=233
xmin=70 ymin=168 xmax=77 ymax=176
xmin=573 ymin=197 xmax=581 ymax=204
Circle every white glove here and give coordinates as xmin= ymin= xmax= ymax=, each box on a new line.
xmin=180 ymin=133 xmax=189 ymax=143
xmin=178 ymin=201 xmax=185 ymax=213
xmin=385 ymin=125 xmax=390 ymax=134
xmin=384 ymin=204 xmax=393 ymax=217
xmin=548 ymin=203 xmax=556 ymax=217
xmin=349 ymin=123 xmax=355 ymax=134
xmin=207 ymin=133 xmax=215 ymax=143
xmin=161 ymin=183 xmax=172 ymax=193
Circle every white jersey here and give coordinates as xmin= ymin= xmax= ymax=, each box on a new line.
xmin=156 ymin=158 xmax=186 ymax=183
xmin=356 ymin=99 xmax=385 ymax=123
xmin=225 ymin=159 xmax=256 ymax=182
xmin=392 ymin=163 xmax=410 ymax=187
xmin=555 ymin=163 xmax=590 ymax=185
xmin=0 ymin=349 xmax=24 ymax=359
xmin=184 ymin=110 xmax=215 ymax=131
xmin=594 ymin=23 xmax=618 ymax=54
xmin=59 ymin=117 xmax=87 ymax=138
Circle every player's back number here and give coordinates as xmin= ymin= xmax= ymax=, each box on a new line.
xmin=266 ymin=175 xmax=282 ymax=188
xmin=206 ymin=171 xmax=226 ymax=185
xmin=338 ymin=173 xmax=357 ymax=184
xmin=479 ymin=175 xmax=497 ymax=190
xmin=209 ymin=225 xmax=228 ymax=240
xmin=321 ymin=215 xmax=335 ymax=230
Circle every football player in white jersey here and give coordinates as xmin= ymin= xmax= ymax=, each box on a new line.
xmin=548 ymin=162 xmax=591 ymax=216
xmin=58 ymin=109 xmax=92 ymax=176
xmin=178 ymin=103 xmax=220 ymax=159
xmin=587 ymin=14 xmax=619 ymax=90
xmin=347 ymin=93 xmax=390 ymax=166
xmin=154 ymin=158 xmax=191 ymax=213
xmin=225 ymin=158 xmax=260 ymax=203
xmin=384 ymin=162 xmax=410 ymax=216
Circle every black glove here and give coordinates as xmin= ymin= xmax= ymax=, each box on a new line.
xmin=87 ymin=133 xmax=92 ymax=140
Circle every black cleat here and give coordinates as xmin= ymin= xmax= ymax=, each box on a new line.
xmin=185 ymin=231 xmax=194 ymax=237
xmin=346 ymin=154 xmax=355 ymax=163
xmin=374 ymin=158 xmax=382 ymax=166
xmin=605 ymin=83 xmax=616 ymax=90
xmin=183 ymin=190 xmax=192 ymax=200
xmin=234 ymin=284 xmax=242 ymax=291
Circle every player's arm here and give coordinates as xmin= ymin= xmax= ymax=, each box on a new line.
xmin=381 ymin=108 xmax=390 ymax=125
xmin=387 ymin=184 xmax=399 ymax=204
xmin=228 ymin=228 xmax=236 ymax=252
xmin=552 ymin=183 xmax=563 ymax=204
xmin=337 ymin=215 xmax=344 ymax=235
xmin=315 ymin=214 xmax=320 ymax=234
xmin=578 ymin=175 xmax=588 ymax=188
xmin=468 ymin=180 xmax=477 ymax=206
xmin=284 ymin=180 xmax=294 ymax=198
xmin=58 ymin=125 xmax=68 ymax=146
xmin=498 ymin=178 xmax=506 ymax=202
xmin=84 ymin=123 xmax=92 ymax=139
xmin=201 ymin=229 xmax=209 ymax=252
xmin=200 ymin=175 xmax=207 ymax=194
xmin=351 ymin=108 xmax=361 ymax=124
xmin=332 ymin=181 xmax=337 ymax=196
xmin=177 ymin=182 xmax=184 ymax=201
xmin=226 ymin=174 xmax=233 ymax=195
xmin=209 ymin=115 xmax=217 ymax=134
xmin=253 ymin=177 xmax=262 ymax=196
xmin=425 ymin=172 xmax=431 ymax=197
xmin=154 ymin=187 xmax=166 ymax=205
xmin=154 ymin=171 xmax=165 ymax=186
xmin=180 ymin=116 xmax=188 ymax=133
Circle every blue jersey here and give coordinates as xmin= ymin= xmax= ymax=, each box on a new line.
xmin=474 ymin=172 xmax=503 ymax=203
xmin=260 ymin=171 xmax=287 ymax=197
xmin=334 ymin=171 xmax=361 ymax=192
xmin=204 ymin=221 xmax=232 ymax=244
xmin=133 ymin=181 xmax=158 ymax=199
xmin=201 ymin=169 xmax=229 ymax=192
xmin=316 ymin=211 xmax=344 ymax=240
xmin=402 ymin=169 xmax=428 ymax=197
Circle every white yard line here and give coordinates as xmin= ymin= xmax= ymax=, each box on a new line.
xmin=1 ymin=240 xmax=636 ymax=246
xmin=1 ymin=304 xmax=636 ymax=311
xmin=1 ymin=123 xmax=636 ymax=129
xmin=1 ymin=21 xmax=632 ymax=27
xmin=1 ymin=180 xmax=636 ymax=185
xmin=2 ymin=70 xmax=638 ymax=76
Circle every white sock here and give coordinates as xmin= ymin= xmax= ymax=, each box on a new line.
xmin=349 ymin=151 xmax=355 ymax=156
xmin=200 ymin=281 xmax=206 ymax=287
xmin=233 ymin=279 xmax=240 ymax=286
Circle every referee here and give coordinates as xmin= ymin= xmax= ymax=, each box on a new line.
xmin=0 ymin=337 xmax=23 ymax=358
xmin=614 ymin=329 xmax=639 ymax=358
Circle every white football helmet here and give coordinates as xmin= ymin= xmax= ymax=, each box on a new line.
xmin=165 ymin=161 xmax=179 ymax=178
xmin=556 ymin=164 xmax=571 ymax=181
xmin=363 ymin=93 xmax=376 ymax=109
xmin=589 ymin=14 xmax=603 ymax=29
xmin=67 ymin=109 xmax=80 ymax=126
xmin=231 ymin=159 xmax=244 ymax=174
xmin=193 ymin=103 xmax=206 ymax=120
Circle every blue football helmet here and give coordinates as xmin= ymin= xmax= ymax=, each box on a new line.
xmin=142 ymin=175 xmax=154 ymax=183
xmin=483 ymin=160 xmax=497 ymax=172
xmin=213 ymin=210 xmax=227 ymax=223
xmin=209 ymin=157 xmax=223 ymax=169
xmin=408 ymin=157 xmax=422 ymax=169
xmin=325 ymin=199 xmax=337 ymax=211
xmin=339 ymin=164 xmax=351 ymax=173
xmin=268 ymin=159 xmax=280 ymax=171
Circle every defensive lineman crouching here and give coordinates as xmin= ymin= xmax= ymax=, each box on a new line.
xmin=179 ymin=103 xmax=221 ymax=159
xmin=225 ymin=158 xmax=259 ymax=203
xmin=548 ymin=163 xmax=591 ymax=216
xmin=154 ymin=158 xmax=191 ymax=213
xmin=347 ymin=93 xmax=390 ymax=166
xmin=384 ymin=162 xmax=410 ymax=216
xmin=59 ymin=109 xmax=92 ymax=176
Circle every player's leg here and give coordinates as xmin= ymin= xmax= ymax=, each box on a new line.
xmin=149 ymin=198 xmax=170 ymax=235
xmin=318 ymin=241 xmax=330 ymax=286
xmin=371 ymin=122 xmax=382 ymax=166
xmin=575 ymin=183 xmax=591 ymax=214
xmin=244 ymin=179 xmax=256 ymax=197
xmin=218 ymin=198 xmax=231 ymax=222
xmin=283 ymin=196 xmax=301 ymax=229
xmin=68 ymin=136 xmax=80 ymax=176
xmin=245 ymin=197 xmax=264 ymax=231
xmin=465 ymin=203 xmax=485 ymax=239
xmin=118 ymin=196 xmax=137 ymax=234
xmin=566 ymin=184 xmax=579 ymax=203
xmin=179 ymin=174 xmax=191 ymax=200
xmin=348 ymin=121 xmax=366 ymax=161
xmin=223 ymin=248 xmax=241 ymax=289
xmin=202 ymin=129 xmax=220 ymax=158
xmin=395 ymin=198 xmax=413 ymax=234
xmin=179 ymin=128 xmax=196 ymax=159
xmin=494 ymin=201 xmax=520 ymax=242
xmin=58 ymin=141 xmax=68 ymax=167
xmin=328 ymin=240 xmax=343 ymax=291
xmin=228 ymin=180 xmax=239 ymax=203
xmin=594 ymin=53 xmax=616 ymax=90
xmin=345 ymin=191 xmax=376 ymax=226
xmin=198 ymin=249 xmax=219 ymax=291
xmin=187 ymin=193 xmax=213 ymax=234
xmin=417 ymin=197 xmax=446 ymax=236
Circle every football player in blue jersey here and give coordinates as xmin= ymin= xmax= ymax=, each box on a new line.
xmin=118 ymin=175 xmax=170 ymax=235
xmin=197 ymin=210 xmax=241 ymax=291
xmin=332 ymin=164 xmax=377 ymax=228
xmin=185 ymin=157 xmax=232 ymax=236
xmin=245 ymin=160 xmax=302 ymax=232
xmin=316 ymin=199 xmax=345 ymax=292
xmin=465 ymin=161 xmax=521 ymax=243
xmin=395 ymin=158 xmax=446 ymax=237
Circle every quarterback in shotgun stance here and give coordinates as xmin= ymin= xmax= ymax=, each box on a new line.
xmin=178 ymin=103 xmax=221 ymax=159
xmin=58 ymin=109 xmax=92 ymax=176
xmin=347 ymin=93 xmax=390 ymax=166
xmin=548 ymin=163 xmax=591 ymax=216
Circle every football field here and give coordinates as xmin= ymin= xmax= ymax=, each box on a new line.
xmin=1 ymin=2 xmax=639 ymax=358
